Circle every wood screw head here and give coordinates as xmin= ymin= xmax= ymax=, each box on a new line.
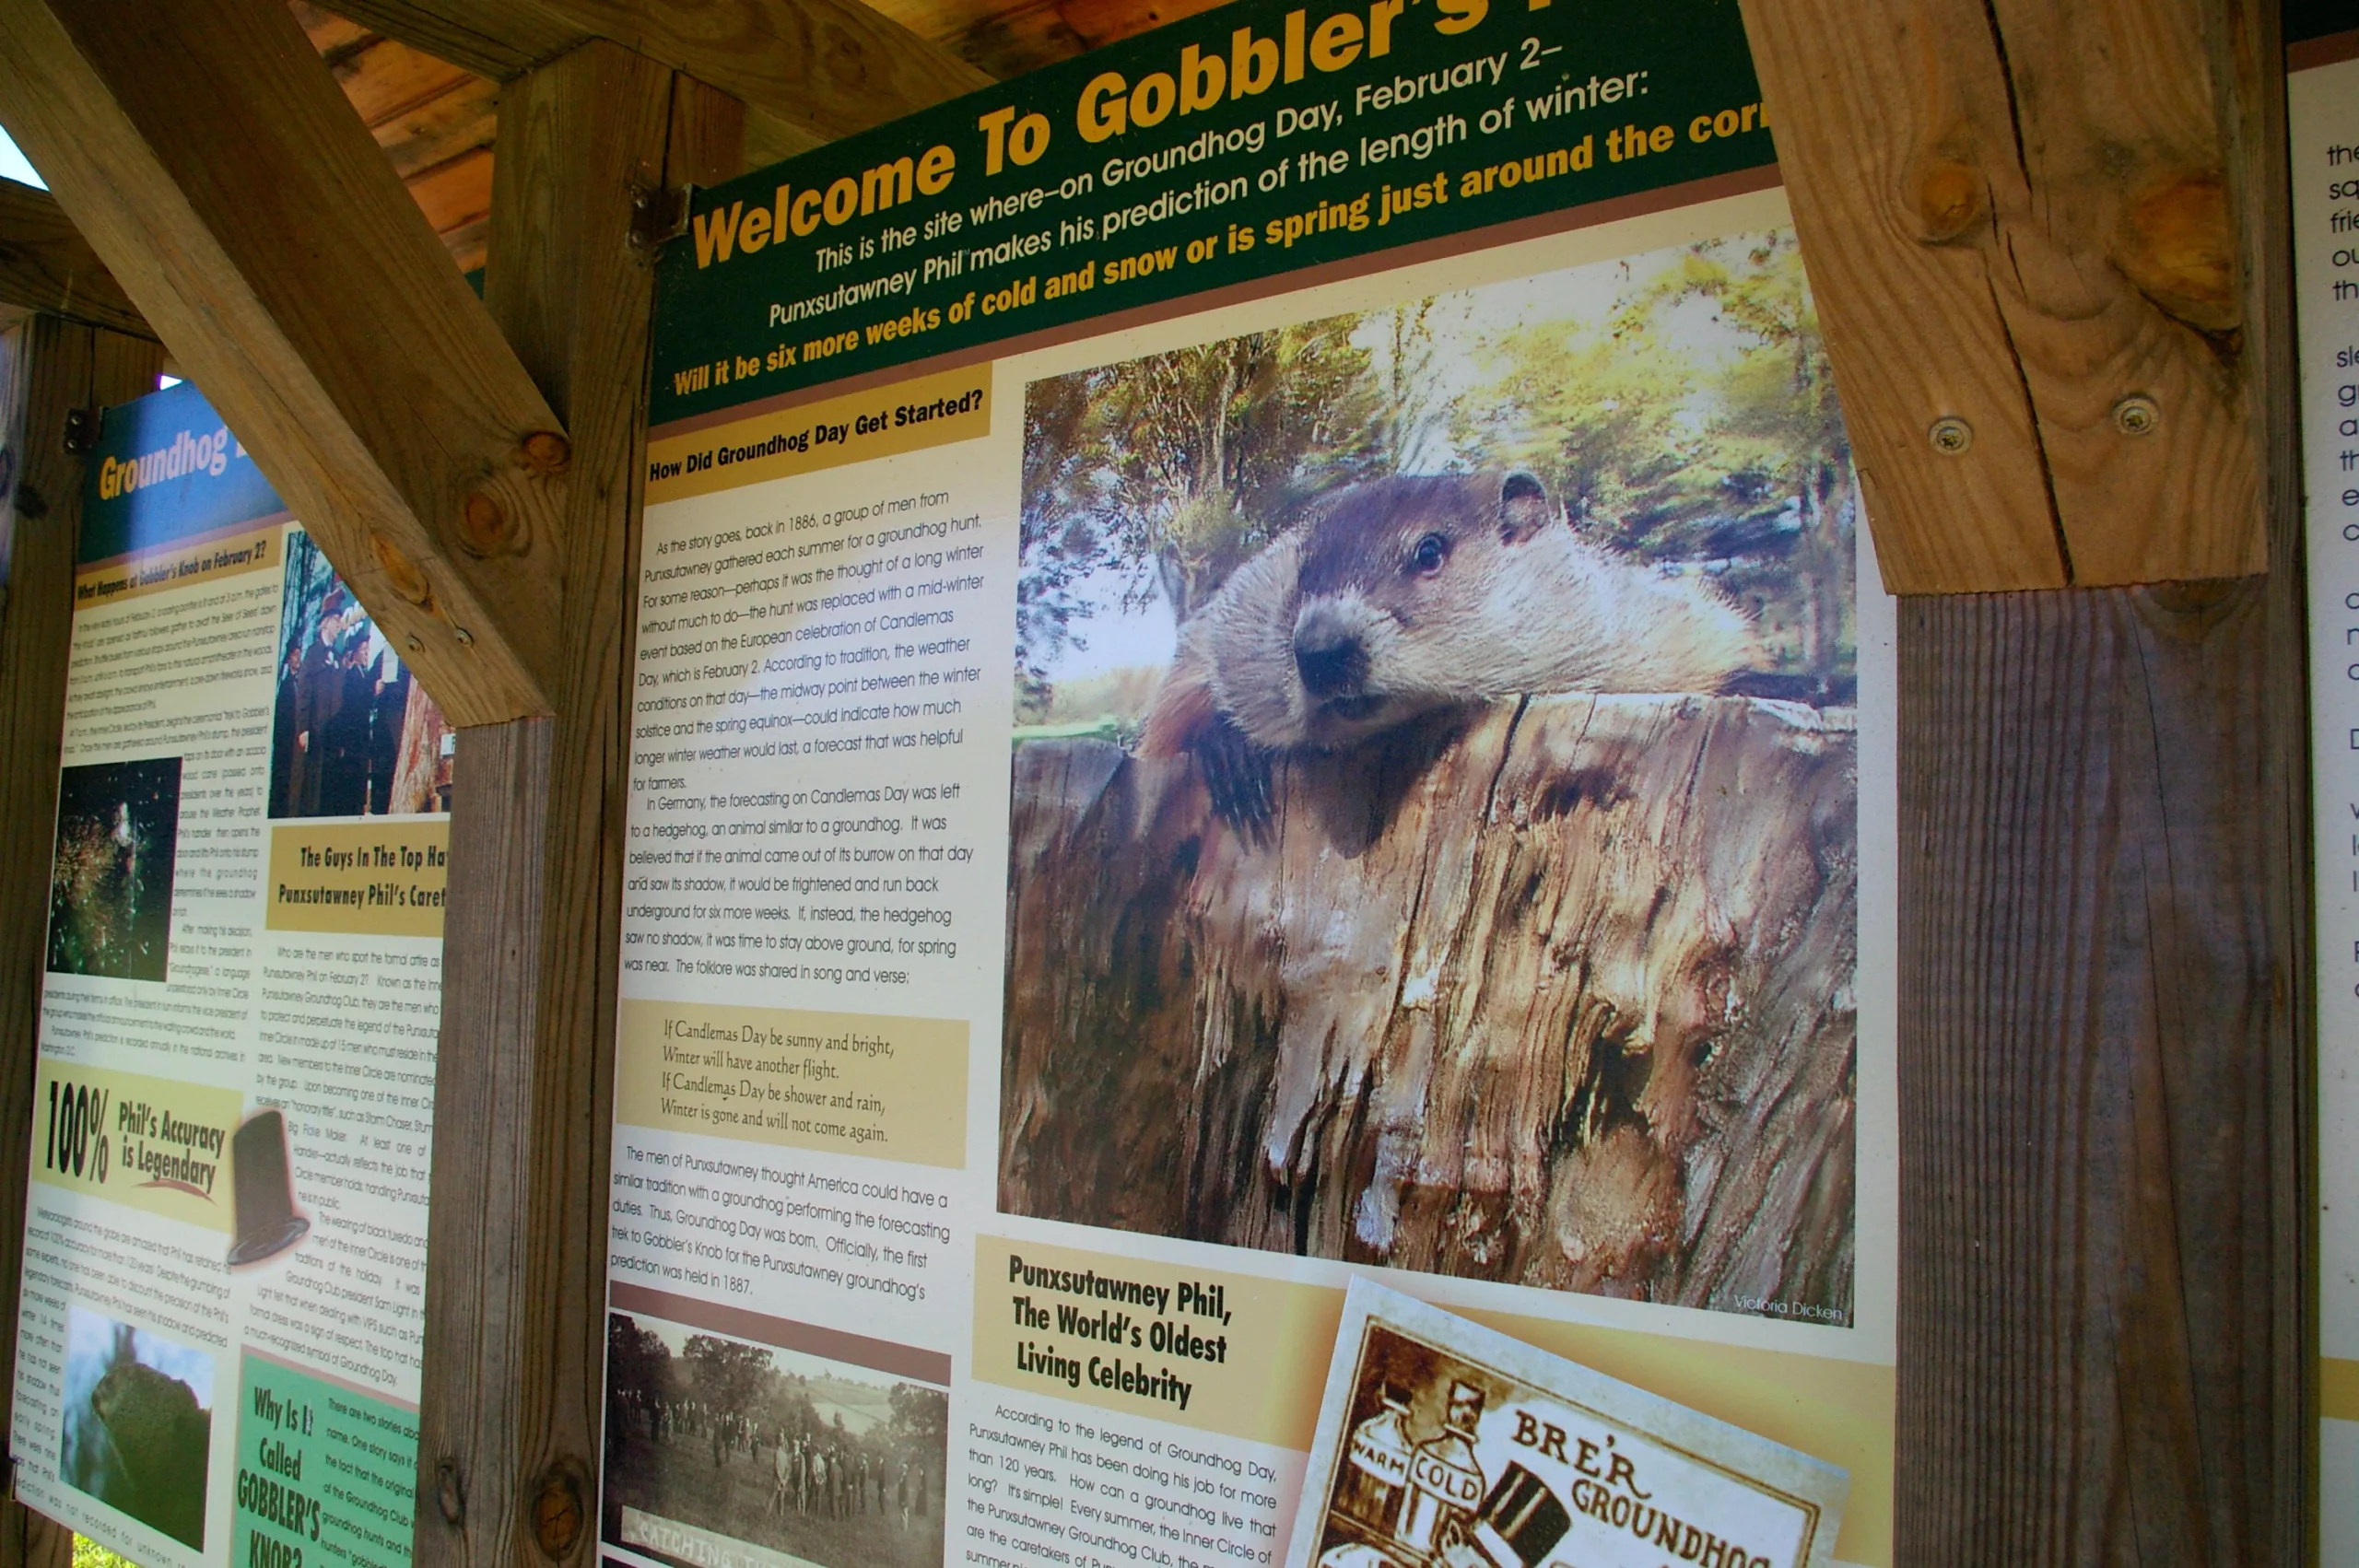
xmin=1928 ymin=415 xmax=1973 ymax=455
xmin=405 ymin=634 xmax=423 ymax=653
xmin=2113 ymin=395 xmax=2160 ymax=437
xmin=453 ymin=626 xmax=475 ymax=646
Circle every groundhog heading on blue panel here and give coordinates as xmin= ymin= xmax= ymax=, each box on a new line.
xmin=1140 ymin=470 xmax=1759 ymax=783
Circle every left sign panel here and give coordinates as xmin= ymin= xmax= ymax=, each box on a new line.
xmin=9 ymin=382 xmax=451 ymax=1568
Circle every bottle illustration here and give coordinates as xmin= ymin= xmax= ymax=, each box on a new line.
xmin=1398 ymin=1381 xmax=1486 ymax=1558
xmin=1337 ymin=1384 xmax=1415 ymax=1536
xmin=1439 ymin=1464 xmax=1571 ymax=1568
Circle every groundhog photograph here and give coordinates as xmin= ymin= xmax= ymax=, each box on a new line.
xmin=1003 ymin=229 xmax=1861 ymax=1321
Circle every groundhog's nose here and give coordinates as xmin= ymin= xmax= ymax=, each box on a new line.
xmin=1293 ymin=603 xmax=1367 ymax=698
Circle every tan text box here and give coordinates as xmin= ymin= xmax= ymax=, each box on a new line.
xmin=973 ymin=1235 xmax=1896 ymax=1565
xmin=74 ymin=522 xmax=281 ymax=609
xmin=645 ymin=366 xmax=990 ymax=504
xmin=264 ymin=820 xmax=449 ymax=938
xmin=30 ymin=1060 xmax=243 ymax=1235
xmin=616 ymin=1000 xmax=967 ymax=1167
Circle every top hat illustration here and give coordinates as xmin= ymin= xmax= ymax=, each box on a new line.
xmin=1450 ymin=1464 xmax=1570 ymax=1568
xmin=228 ymin=1108 xmax=311 ymax=1265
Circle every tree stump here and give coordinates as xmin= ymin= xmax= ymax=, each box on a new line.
xmin=1001 ymin=693 xmax=1859 ymax=1317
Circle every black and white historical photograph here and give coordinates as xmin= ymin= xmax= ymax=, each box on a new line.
xmin=603 ymin=1311 xmax=948 ymax=1568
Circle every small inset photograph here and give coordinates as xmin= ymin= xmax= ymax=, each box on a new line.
xmin=603 ymin=1311 xmax=947 ymax=1568
xmin=48 ymin=756 xmax=181 ymax=982
xmin=60 ymin=1305 xmax=214 ymax=1550
xmin=267 ymin=527 xmax=452 ymax=819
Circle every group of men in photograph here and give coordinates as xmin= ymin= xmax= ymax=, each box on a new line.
xmin=270 ymin=588 xmax=415 ymax=818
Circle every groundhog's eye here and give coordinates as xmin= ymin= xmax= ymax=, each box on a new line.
xmin=1408 ymin=532 xmax=1450 ymax=576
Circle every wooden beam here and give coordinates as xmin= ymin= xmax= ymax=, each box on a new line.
xmin=1894 ymin=579 xmax=2307 ymax=1564
xmin=1741 ymin=0 xmax=2271 ymax=590
xmin=1866 ymin=0 xmax=2309 ymax=1561
xmin=0 ymin=0 xmax=572 ymax=727
xmin=0 ymin=315 xmax=165 ymax=1568
xmin=323 ymin=0 xmax=991 ymax=141
xmin=416 ymin=44 xmax=742 ymax=1568
xmin=0 ymin=181 xmax=153 ymax=341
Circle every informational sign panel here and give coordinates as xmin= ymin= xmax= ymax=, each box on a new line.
xmin=9 ymin=383 xmax=448 ymax=1568
xmin=2294 ymin=10 xmax=2359 ymax=1562
xmin=608 ymin=1 xmax=1899 ymax=1563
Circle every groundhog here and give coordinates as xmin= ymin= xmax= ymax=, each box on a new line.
xmin=89 ymin=1356 xmax=210 ymax=1546
xmin=1139 ymin=471 xmax=1756 ymax=817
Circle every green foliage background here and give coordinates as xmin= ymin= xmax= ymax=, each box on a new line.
xmin=1018 ymin=231 xmax=1858 ymax=726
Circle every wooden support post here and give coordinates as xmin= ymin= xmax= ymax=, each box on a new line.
xmin=322 ymin=0 xmax=991 ymax=140
xmin=417 ymin=45 xmax=741 ymax=1568
xmin=0 ymin=315 xmax=165 ymax=1567
xmin=1895 ymin=579 xmax=2307 ymax=1564
xmin=1740 ymin=0 xmax=2309 ymax=1559
xmin=0 ymin=183 xmax=152 ymax=342
xmin=0 ymin=0 xmax=573 ymax=727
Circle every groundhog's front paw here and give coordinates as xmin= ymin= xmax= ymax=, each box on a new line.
xmin=1191 ymin=720 xmax=1275 ymax=836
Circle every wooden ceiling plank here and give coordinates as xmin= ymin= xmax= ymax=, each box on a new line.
xmin=317 ymin=0 xmax=992 ymax=138
xmin=1740 ymin=0 xmax=2269 ymax=591
xmin=0 ymin=180 xmax=153 ymax=340
xmin=406 ymin=146 xmax=498 ymax=234
xmin=332 ymin=34 xmax=476 ymax=126
xmin=374 ymin=72 xmax=499 ymax=181
xmin=290 ymin=0 xmax=375 ymax=58
xmin=0 ymin=0 xmax=571 ymax=725
xmin=317 ymin=0 xmax=579 ymax=79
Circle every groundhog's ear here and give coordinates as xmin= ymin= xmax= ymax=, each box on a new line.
xmin=1497 ymin=471 xmax=1555 ymax=543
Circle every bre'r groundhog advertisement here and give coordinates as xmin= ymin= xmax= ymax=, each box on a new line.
xmin=999 ymin=229 xmax=1859 ymax=1323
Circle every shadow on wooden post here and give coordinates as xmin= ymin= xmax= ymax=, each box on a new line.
xmin=415 ymin=42 xmax=742 ymax=1568
xmin=0 ymin=317 xmax=162 ymax=1568
xmin=1895 ymin=581 xmax=2307 ymax=1564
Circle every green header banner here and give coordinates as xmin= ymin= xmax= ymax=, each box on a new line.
xmin=650 ymin=0 xmax=1771 ymax=427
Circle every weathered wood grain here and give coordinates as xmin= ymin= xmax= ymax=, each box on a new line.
xmin=1894 ymin=582 xmax=2305 ymax=1566
xmin=314 ymin=0 xmax=991 ymax=137
xmin=3 ymin=1503 xmax=73 ymax=1568
xmin=0 ymin=181 xmax=151 ymax=342
xmin=418 ymin=44 xmax=741 ymax=1568
xmin=0 ymin=316 xmax=163 ymax=1568
xmin=1739 ymin=0 xmax=2271 ymax=590
xmin=1873 ymin=2 xmax=2308 ymax=1561
xmin=0 ymin=0 xmax=570 ymax=726
xmin=1003 ymin=696 xmax=1859 ymax=1314
xmin=318 ymin=0 xmax=579 ymax=80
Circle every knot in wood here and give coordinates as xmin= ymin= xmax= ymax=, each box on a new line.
xmin=2115 ymin=172 xmax=2237 ymax=334
xmin=435 ymin=1458 xmax=464 ymax=1526
xmin=532 ymin=1468 xmax=584 ymax=1561
xmin=459 ymin=490 xmax=514 ymax=556
xmin=522 ymin=431 xmax=571 ymax=474
xmin=1912 ymin=158 xmax=1983 ymax=242
xmin=369 ymin=532 xmax=434 ymax=608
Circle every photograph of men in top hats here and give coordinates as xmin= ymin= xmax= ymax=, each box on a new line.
xmin=266 ymin=527 xmax=453 ymax=820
